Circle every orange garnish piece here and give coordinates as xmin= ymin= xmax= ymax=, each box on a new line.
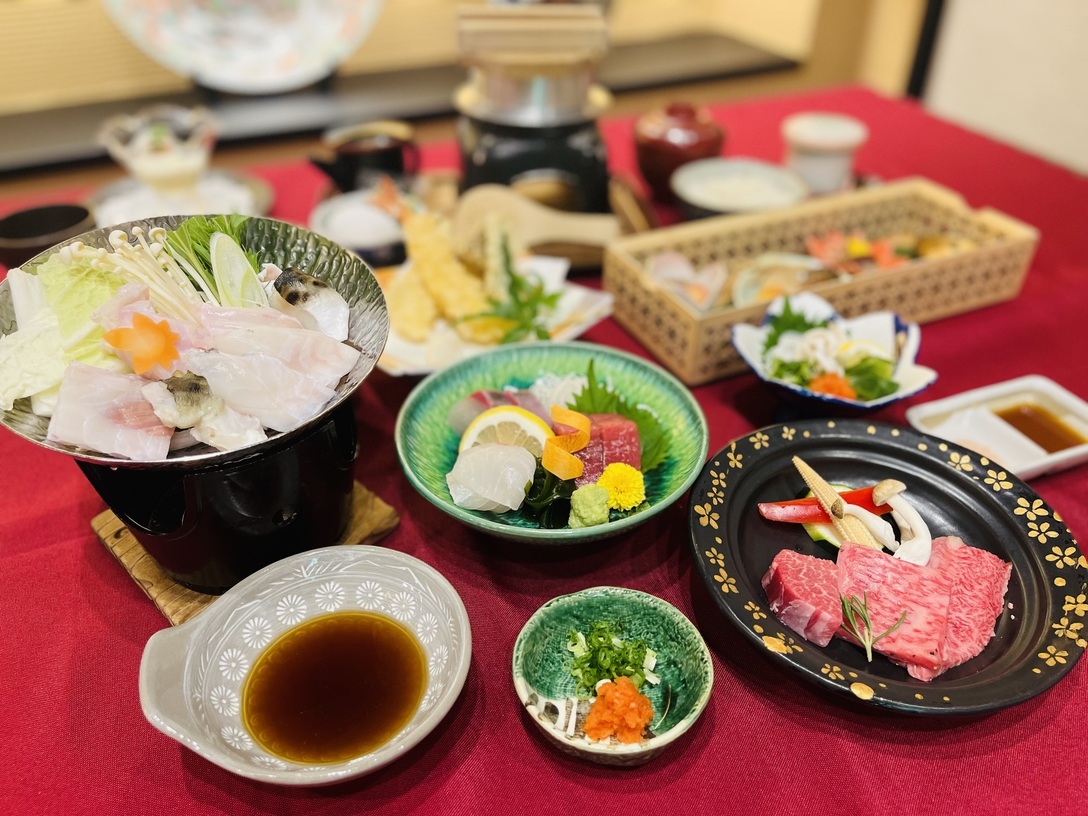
xmin=808 ymin=372 xmax=857 ymax=400
xmin=102 ymin=312 xmax=181 ymax=375
xmin=542 ymin=405 xmax=590 ymax=480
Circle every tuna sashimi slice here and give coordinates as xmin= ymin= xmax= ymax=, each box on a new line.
xmin=567 ymin=413 xmax=641 ymax=487
xmin=908 ymin=536 xmax=1011 ymax=681
xmin=837 ymin=544 xmax=952 ymax=672
xmin=761 ymin=549 xmax=843 ymax=647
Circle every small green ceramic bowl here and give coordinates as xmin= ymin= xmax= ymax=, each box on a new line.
xmin=512 ymin=586 xmax=714 ymax=765
xmin=394 ymin=341 xmax=708 ymax=544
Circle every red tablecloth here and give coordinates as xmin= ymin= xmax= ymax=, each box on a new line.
xmin=2 ymin=86 xmax=1087 ymax=816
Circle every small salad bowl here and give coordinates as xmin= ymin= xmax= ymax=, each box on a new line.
xmin=394 ymin=341 xmax=709 ymax=544
xmin=732 ymin=291 xmax=937 ymax=413
xmin=139 ymin=545 xmax=471 ymax=786
xmin=512 ymin=586 xmax=713 ymax=766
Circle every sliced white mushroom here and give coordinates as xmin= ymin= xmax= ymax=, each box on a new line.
xmin=871 ymin=479 xmax=932 ymax=565
xmin=840 ymin=501 xmax=899 ymax=552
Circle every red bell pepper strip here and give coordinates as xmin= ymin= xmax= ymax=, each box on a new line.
xmin=758 ymin=486 xmax=882 ymax=524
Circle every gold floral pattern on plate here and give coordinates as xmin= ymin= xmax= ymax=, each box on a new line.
xmin=687 ymin=419 xmax=1086 ymax=715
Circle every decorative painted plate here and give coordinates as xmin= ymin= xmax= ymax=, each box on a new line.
xmin=102 ymin=0 xmax=386 ymax=94
xmin=395 ymin=341 xmax=709 ymax=544
xmin=688 ymin=419 xmax=1086 ymax=715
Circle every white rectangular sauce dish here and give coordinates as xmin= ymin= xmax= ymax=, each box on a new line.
xmin=905 ymin=375 xmax=1088 ymax=479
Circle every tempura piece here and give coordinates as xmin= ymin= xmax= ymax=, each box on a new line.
xmin=401 ymin=212 xmax=512 ymax=344
xmin=385 ymin=263 xmax=439 ymax=343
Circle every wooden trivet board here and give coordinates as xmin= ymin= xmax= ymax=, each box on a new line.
xmin=92 ymin=481 xmax=399 ymax=626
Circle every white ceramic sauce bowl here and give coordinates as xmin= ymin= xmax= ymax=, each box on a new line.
xmin=139 ymin=545 xmax=471 ymax=786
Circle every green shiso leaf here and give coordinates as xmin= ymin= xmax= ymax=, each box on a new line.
xmin=568 ymin=360 xmax=668 ymax=472
xmin=762 ymin=296 xmax=829 ymax=358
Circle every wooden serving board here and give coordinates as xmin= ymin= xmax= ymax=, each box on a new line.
xmin=93 ymin=481 xmax=399 ymax=626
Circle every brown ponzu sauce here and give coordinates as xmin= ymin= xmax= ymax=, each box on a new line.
xmin=242 ymin=611 xmax=427 ymax=764
xmin=995 ymin=402 xmax=1087 ymax=453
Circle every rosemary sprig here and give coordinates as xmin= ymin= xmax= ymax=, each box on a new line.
xmin=840 ymin=593 xmax=907 ymax=662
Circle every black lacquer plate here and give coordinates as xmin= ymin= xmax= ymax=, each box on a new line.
xmin=688 ymin=419 xmax=1086 ymax=715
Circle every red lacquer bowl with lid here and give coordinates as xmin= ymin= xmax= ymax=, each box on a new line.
xmin=634 ymin=102 xmax=725 ymax=202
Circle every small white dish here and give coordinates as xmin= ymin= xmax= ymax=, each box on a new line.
xmin=670 ymin=157 xmax=808 ymax=217
xmin=139 ymin=545 xmax=471 ymax=786
xmin=310 ymin=191 xmax=407 ymax=268
xmin=906 ymin=375 xmax=1088 ymax=479
xmin=732 ymin=292 xmax=937 ymax=411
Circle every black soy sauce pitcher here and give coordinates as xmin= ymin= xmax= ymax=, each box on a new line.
xmin=310 ymin=120 xmax=420 ymax=193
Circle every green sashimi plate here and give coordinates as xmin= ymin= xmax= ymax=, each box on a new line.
xmin=394 ymin=341 xmax=709 ymax=543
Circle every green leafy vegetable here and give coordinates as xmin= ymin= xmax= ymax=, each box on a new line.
xmin=36 ymin=253 xmax=127 ymax=368
xmin=566 ymin=621 xmax=653 ymax=696
xmin=569 ymin=361 xmax=668 ymax=473
xmin=163 ymin=214 xmax=257 ymax=303
xmin=845 ymin=356 xmax=899 ymax=402
xmin=767 ymin=358 xmax=814 ymax=388
xmin=762 ymin=296 xmax=828 ymax=358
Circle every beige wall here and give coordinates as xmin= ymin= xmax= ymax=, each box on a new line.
xmin=0 ymin=0 xmax=924 ymax=119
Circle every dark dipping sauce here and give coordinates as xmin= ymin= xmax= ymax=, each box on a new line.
xmin=242 ymin=611 xmax=427 ymax=764
xmin=995 ymin=402 xmax=1088 ymax=454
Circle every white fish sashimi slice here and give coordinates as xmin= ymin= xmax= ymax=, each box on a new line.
xmin=207 ymin=324 xmax=360 ymax=390
xmin=95 ymin=291 xmax=212 ymax=379
xmin=47 ymin=363 xmax=173 ymax=461
xmin=198 ymin=302 xmax=304 ymax=332
xmin=183 ymin=349 xmax=336 ymax=433
xmin=446 ymin=443 xmax=537 ymax=513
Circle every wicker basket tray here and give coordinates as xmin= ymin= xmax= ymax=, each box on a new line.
xmin=602 ymin=177 xmax=1039 ymax=386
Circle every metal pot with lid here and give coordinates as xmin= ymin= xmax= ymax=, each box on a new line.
xmin=455 ymin=5 xmax=612 ymax=213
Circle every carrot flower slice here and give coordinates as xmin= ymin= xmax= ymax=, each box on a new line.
xmin=103 ymin=312 xmax=181 ymax=375
xmin=542 ymin=405 xmax=590 ymax=480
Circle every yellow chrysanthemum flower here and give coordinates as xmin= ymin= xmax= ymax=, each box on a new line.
xmin=596 ymin=463 xmax=646 ymax=512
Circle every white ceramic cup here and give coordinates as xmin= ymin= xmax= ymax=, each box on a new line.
xmin=781 ymin=112 xmax=869 ymax=196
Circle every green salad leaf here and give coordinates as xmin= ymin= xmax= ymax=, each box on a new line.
xmin=569 ymin=361 xmax=668 ymax=472
xmin=846 ymin=355 xmax=899 ymax=401
xmin=767 ymin=358 xmax=814 ymax=387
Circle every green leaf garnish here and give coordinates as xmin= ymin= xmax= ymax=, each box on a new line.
xmin=762 ymin=296 xmax=829 ymax=358
xmin=568 ymin=360 xmax=668 ymax=473
xmin=469 ymin=235 xmax=561 ymax=343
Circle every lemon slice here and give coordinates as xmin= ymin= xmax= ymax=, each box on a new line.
xmin=836 ymin=339 xmax=891 ymax=368
xmin=210 ymin=232 xmax=269 ymax=308
xmin=459 ymin=405 xmax=554 ymax=458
